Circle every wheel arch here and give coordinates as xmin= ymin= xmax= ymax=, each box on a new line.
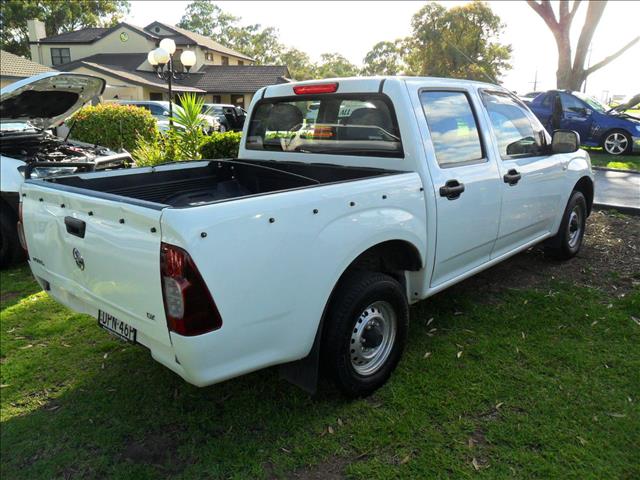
xmin=573 ymin=175 xmax=594 ymax=215
xmin=279 ymin=239 xmax=422 ymax=393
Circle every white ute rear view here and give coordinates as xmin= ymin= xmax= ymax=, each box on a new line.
xmin=21 ymin=77 xmax=594 ymax=397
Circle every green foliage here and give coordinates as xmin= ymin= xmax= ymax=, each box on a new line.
xmin=199 ymin=131 xmax=242 ymax=159
xmin=70 ymin=103 xmax=157 ymax=153
xmin=405 ymin=1 xmax=512 ymax=81
xmin=171 ymin=93 xmax=207 ymax=159
xmin=314 ymin=53 xmax=360 ymax=79
xmin=0 ymin=0 xmax=130 ymax=57
xmin=279 ymin=48 xmax=314 ymax=80
xmin=362 ymin=40 xmax=406 ymax=76
xmin=131 ymin=129 xmax=180 ymax=167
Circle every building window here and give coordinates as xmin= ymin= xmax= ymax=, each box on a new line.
xmin=221 ymin=56 xmax=229 ymax=65
xmin=51 ymin=48 xmax=71 ymax=66
xmin=231 ymin=94 xmax=244 ymax=109
xmin=237 ymin=60 xmax=244 ymax=66
xmin=205 ymin=52 xmax=214 ymax=61
xmin=211 ymin=95 xmax=221 ymax=103
xmin=149 ymin=92 xmax=164 ymax=101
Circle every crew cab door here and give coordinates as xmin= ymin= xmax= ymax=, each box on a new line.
xmin=478 ymin=90 xmax=565 ymax=258
xmin=416 ymin=89 xmax=502 ymax=287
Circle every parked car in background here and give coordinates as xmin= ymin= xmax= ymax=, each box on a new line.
xmin=202 ymin=104 xmax=246 ymax=132
xmin=114 ymin=100 xmax=220 ymax=134
xmin=519 ymin=91 xmax=544 ymax=104
xmin=20 ymin=76 xmax=594 ymax=397
xmin=0 ymin=72 xmax=130 ymax=267
xmin=529 ymin=90 xmax=640 ymax=155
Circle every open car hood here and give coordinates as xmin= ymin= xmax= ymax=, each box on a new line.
xmin=0 ymin=72 xmax=105 ymax=130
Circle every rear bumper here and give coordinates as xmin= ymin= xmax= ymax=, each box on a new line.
xmin=28 ymin=260 xmax=290 ymax=388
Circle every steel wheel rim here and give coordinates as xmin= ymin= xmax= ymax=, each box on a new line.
xmin=604 ymin=133 xmax=628 ymax=155
xmin=567 ymin=206 xmax=582 ymax=249
xmin=350 ymin=301 xmax=397 ymax=376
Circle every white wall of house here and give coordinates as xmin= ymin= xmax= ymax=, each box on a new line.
xmin=33 ymin=25 xmax=156 ymax=67
xmin=70 ymin=66 xmax=145 ymax=100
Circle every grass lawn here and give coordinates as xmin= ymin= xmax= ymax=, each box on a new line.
xmin=1 ymin=211 xmax=639 ymax=479
xmin=587 ymin=149 xmax=640 ymax=172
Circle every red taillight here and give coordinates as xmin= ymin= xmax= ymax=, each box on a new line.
xmin=17 ymin=202 xmax=28 ymax=257
xmin=293 ymin=83 xmax=338 ymax=95
xmin=160 ymin=242 xmax=222 ymax=336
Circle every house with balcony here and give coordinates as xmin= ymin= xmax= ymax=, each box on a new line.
xmin=27 ymin=19 xmax=290 ymax=109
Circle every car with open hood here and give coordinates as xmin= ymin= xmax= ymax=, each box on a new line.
xmin=1 ymin=72 xmax=131 ymax=267
xmin=528 ymin=90 xmax=640 ymax=155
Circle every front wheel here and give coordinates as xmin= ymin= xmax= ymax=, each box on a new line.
xmin=602 ymin=130 xmax=632 ymax=155
xmin=322 ymin=271 xmax=409 ymax=397
xmin=545 ymin=190 xmax=587 ymax=260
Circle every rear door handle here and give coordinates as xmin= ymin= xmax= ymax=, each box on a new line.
xmin=503 ymin=169 xmax=522 ymax=186
xmin=439 ymin=179 xmax=465 ymax=200
xmin=64 ymin=216 xmax=86 ymax=238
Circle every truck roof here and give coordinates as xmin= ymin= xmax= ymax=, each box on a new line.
xmin=262 ymin=76 xmax=503 ymax=99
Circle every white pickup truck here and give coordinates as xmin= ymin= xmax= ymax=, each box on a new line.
xmin=20 ymin=77 xmax=594 ymax=397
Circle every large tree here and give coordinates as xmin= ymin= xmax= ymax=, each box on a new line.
xmin=527 ymin=1 xmax=639 ymax=91
xmin=0 ymin=0 xmax=130 ymax=57
xmin=314 ymin=53 xmax=360 ymax=79
xmin=404 ymin=1 xmax=512 ymax=82
xmin=177 ymin=0 xmax=283 ymax=64
xmin=362 ymin=40 xmax=405 ymax=76
xmin=177 ymin=0 xmax=238 ymax=43
xmin=279 ymin=48 xmax=316 ymax=80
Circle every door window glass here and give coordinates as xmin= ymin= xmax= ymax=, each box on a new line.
xmin=560 ymin=93 xmax=587 ymax=114
xmin=420 ymin=91 xmax=483 ymax=166
xmin=481 ymin=91 xmax=548 ymax=159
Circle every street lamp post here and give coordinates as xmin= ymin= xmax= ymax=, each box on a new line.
xmin=147 ymin=38 xmax=197 ymax=127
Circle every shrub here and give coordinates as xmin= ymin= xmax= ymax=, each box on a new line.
xmin=199 ymin=131 xmax=242 ymax=159
xmin=69 ymin=103 xmax=157 ymax=152
xmin=171 ymin=92 xmax=207 ymax=159
xmin=132 ymin=129 xmax=181 ymax=167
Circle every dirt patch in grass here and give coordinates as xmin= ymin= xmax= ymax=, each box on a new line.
xmin=290 ymin=457 xmax=351 ymax=480
xmin=120 ymin=425 xmax=188 ymax=476
xmin=0 ymin=291 xmax=21 ymax=303
xmin=456 ymin=210 xmax=639 ymax=297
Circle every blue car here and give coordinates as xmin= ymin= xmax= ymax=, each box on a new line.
xmin=528 ymin=90 xmax=640 ymax=155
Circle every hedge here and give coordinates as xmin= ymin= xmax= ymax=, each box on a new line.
xmin=69 ymin=103 xmax=158 ymax=152
xmin=199 ymin=131 xmax=242 ymax=159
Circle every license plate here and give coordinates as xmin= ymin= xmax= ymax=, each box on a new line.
xmin=98 ymin=310 xmax=137 ymax=343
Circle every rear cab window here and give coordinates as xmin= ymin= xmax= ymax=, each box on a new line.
xmin=246 ymin=93 xmax=403 ymax=158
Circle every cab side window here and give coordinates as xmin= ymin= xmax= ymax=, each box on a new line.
xmin=481 ymin=91 xmax=548 ymax=159
xmin=420 ymin=91 xmax=484 ymax=167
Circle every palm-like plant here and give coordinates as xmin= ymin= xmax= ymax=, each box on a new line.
xmin=171 ymin=93 xmax=208 ymax=159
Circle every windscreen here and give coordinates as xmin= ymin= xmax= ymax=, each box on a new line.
xmin=246 ymin=94 xmax=403 ymax=158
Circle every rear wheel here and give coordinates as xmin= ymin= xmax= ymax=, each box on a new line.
xmin=602 ymin=130 xmax=632 ymax=155
xmin=0 ymin=209 xmax=22 ymax=268
xmin=545 ymin=190 xmax=587 ymax=260
xmin=322 ymin=271 xmax=409 ymax=397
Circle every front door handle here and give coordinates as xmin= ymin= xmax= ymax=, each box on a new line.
xmin=503 ymin=169 xmax=522 ymax=186
xmin=439 ymin=179 xmax=465 ymax=200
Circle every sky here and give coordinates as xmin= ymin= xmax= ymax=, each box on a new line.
xmin=127 ymin=1 xmax=640 ymax=100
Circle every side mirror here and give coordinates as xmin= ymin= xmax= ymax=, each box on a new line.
xmin=552 ymin=129 xmax=580 ymax=154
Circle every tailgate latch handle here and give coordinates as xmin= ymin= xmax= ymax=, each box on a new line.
xmin=65 ymin=216 xmax=86 ymax=238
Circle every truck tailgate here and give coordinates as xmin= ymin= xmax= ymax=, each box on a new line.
xmin=20 ymin=181 xmax=172 ymax=351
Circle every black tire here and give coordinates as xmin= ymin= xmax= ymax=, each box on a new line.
xmin=0 ymin=208 xmax=22 ymax=268
xmin=601 ymin=129 xmax=632 ymax=156
xmin=322 ymin=271 xmax=409 ymax=398
xmin=545 ymin=190 xmax=587 ymax=260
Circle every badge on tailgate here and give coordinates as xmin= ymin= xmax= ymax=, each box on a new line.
xmin=98 ymin=310 xmax=137 ymax=343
